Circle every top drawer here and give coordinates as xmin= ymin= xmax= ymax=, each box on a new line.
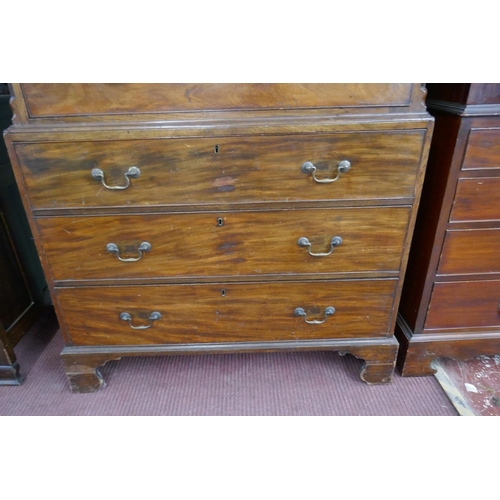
xmin=14 ymin=131 xmax=425 ymax=211
xmin=462 ymin=129 xmax=500 ymax=171
xmin=20 ymin=84 xmax=414 ymax=118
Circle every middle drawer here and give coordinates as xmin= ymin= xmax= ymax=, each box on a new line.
xmin=37 ymin=207 xmax=410 ymax=281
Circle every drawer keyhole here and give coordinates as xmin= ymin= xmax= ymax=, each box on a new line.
xmin=217 ymin=217 xmax=224 ymax=227
xmin=214 ymin=144 xmax=220 ymax=154
xmin=221 ymin=289 xmax=226 ymax=297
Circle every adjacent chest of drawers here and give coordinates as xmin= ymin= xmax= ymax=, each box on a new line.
xmin=397 ymin=83 xmax=500 ymax=376
xmin=4 ymin=84 xmax=433 ymax=392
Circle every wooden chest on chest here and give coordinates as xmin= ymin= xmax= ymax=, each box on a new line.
xmin=397 ymin=83 xmax=500 ymax=375
xmin=4 ymin=84 xmax=433 ymax=392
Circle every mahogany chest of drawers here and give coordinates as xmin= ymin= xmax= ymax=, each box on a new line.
xmin=397 ymin=83 xmax=500 ymax=375
xmin=4 ymin=84 xmax=433 ymax=392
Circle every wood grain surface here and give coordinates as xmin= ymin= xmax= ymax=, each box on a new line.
xmin=15 ymin=131 xmax=424 ymax=210
xmin=56 ymin=279 xmax=398 ymax=345
xmin=426 ymin=84 xmax=500 ymax=106
xmin=21 ymin=84 xmax=414 ymax=117
xmin=462 ymin=129 xmax=500 ymax=170
xmin=425 ymin=280 xmax=500 ymax=330
xmin=467 ymin=84 xmax=500 ymax=105
xmin=438 ymin=228 xmax=500 ymax=275
xmin=450 ymin=177 xmax=500 ymax=222
xmin=396 ymin=84 xmax=500 ymax=377
xmin=397 ymin=319 xmax=500 ymax=376
xmin=397 ymin=114 xmax=461 ymax=331
xmin=37 ymin=207 xmax=410 ymax=281
xmin=3 ymin=83 xmax=434 ymax=389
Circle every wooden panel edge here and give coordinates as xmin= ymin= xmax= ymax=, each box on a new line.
xmin=3 ymin=134 xmax=71 ymax=344
xmin=7 ymin=84 xmax=29 ymax=124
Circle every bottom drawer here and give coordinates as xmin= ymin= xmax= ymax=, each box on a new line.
xmin=56 ymin=279 xmax=398 ymax=345
xmin=425 ymin=279 xmax=500 ymax=330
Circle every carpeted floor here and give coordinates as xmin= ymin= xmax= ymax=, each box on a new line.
xmin=0 ymin=312 xmax=457 ymax=416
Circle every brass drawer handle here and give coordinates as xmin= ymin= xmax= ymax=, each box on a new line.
xmin=106 ymin=242 xmax=151 ymax=262
xmin=301 ymin=160 xmax=351 ymax=183
xmin=91 ymin=166 xmax=140 ymax=190
xmin=120 ymin=311 xmax=162 ymax=330
xmin=294 ymin=306 xmax=335 ymax=324
xmin=297 ymin=236 xmax=342 ymax=257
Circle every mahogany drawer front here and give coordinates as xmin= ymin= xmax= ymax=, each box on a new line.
xmin=15 ymin=131 xmax=425 ymax=210
xmin=462 ymin=129 xmax=500 ymax=171
xmin=21 ymin=83 xmax=414 ymax=118
xmin=56 ymin=279 xmax=398 ymax=346
xmin=450 ymin=177 xmax=500 ymax=222
xmin=438 ymin=228 xmax=500 ymax=276
xmin=425 ymin=280 xmax=500 ymax=330
xmin=37 ymin=207 xmax=410 ymax=281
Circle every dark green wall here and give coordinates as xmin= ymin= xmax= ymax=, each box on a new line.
xmin=0 ymin=93 xmax=51 ymax=306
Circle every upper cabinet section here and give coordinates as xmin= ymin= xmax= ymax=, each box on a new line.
xmin=22 ymin=83 xmax=413 ymax=115
xmin=9 ymin=84 xmax=423 ymax=124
